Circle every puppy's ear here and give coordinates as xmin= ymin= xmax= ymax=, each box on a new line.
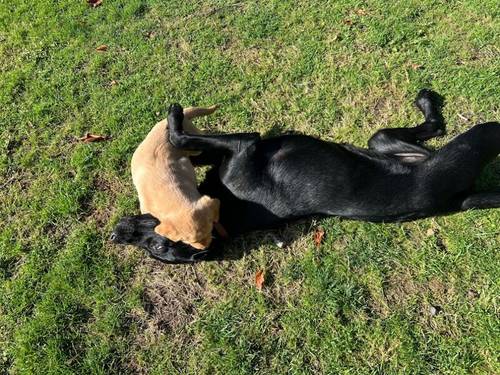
xmin=189 ymin=236 xmax=212 ymax=250
xmin=196 ymin=195 xmax=220 ymax=223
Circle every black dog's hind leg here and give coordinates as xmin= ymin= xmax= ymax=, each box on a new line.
xmin=368 ymin=89 xmax=445 ymax=158
xmin=431 ymin=122 xmax=500 ymax=193
xmin=168 ymin=103 xmax=260 ymax=155
xmin=461 ymin=191 xmax=500 ymax=210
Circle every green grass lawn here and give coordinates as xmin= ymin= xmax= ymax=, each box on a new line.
xmin=1 ymin=0 xmax=499 ymax=373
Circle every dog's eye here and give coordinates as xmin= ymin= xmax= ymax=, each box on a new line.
xmin=151 ymin=243 xmax=165 ymax=254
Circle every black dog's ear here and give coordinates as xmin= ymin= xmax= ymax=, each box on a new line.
xmin=135 ymin=213 xmax=161 ymax=228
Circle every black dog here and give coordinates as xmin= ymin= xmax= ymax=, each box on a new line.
xmin=111 ymin=90 xmax=500 ymax=263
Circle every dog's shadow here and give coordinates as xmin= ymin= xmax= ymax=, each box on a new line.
xmin=205 ymin=218 xmax=319 ymax=262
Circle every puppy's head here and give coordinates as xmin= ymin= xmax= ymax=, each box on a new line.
xmin=110 ymin=214 xmax=209 ymax=263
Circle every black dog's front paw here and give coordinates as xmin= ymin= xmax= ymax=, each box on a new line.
xmin=167 ymin=103 xmax=184 ymax=134
xmin=168 ymin=103 xmax=184 ymax=117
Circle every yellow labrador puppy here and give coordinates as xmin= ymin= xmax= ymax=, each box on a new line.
xmin=131 ymin=106 xmax=220 ymax=250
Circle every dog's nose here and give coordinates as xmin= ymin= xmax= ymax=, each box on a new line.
xmin=109 ymin=232 xmax=117 ymax=242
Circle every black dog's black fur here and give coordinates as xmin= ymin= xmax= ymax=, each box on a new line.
xmin=111 ymin=90 xmax=500 ymax=263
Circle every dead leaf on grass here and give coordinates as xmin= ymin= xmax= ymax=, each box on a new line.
xmin=410 ymin=63 xmax=423 ymax=70
xmin=87 ymin=0 xmax=103 ymax=8
xmin=78 ymin=132 xmax=110 ymax=143
xmin=96 ymin=44 xmax=108 ymax=52
xmin=255 ymin=270 xmax=265 ymax=291
xmin=313 ymin=227 xmax=325 ymax=247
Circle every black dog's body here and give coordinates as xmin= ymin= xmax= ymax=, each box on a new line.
xmin=195 ymin=126 xmax=500 ymax=238
xmin=112 ymin=90 xmax=500 ymax=263
xmin=171 ymin=91 xmax=500 ymax=231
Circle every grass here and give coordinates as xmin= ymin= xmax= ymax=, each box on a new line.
xmin=1 ymin=0 xmax=499 ymax=373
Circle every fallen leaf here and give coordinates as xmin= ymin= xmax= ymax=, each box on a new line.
xmin=355 ymin=9 xmax=367 ymax=16
xmin=410 ymin=63 xmax=423 ymax=70
xmin=426 ymin=228 xmax=435 ymax=237
xmin=96 ymin=44 xmax=108 ymax=52
xmin=78 ymin=132 xmax=110 ymax=143
xmin=87 ymin=0 xmax=103 ymax=7
xmin=313 ymin=227 xmax=325 ymax=247
xmin=110 ymin=80 xmax=118 ymax=86
xmin=255 ymin=270 xmax=265 ymax=291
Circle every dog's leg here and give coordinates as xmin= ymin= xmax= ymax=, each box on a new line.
xmin=461 ymin=191 xmax=500 ymax=210
xmin=423 ymin=122 xmax=500 ymax=207
xmin=412 ymin=88 xmax=445 ymax=140
xmin=367 ymin=131 xmax=431 ymax=158
xmin=367 ymin=89 xmax=445 ymax=157
xmin=430 ymin=122 xmax=500 ymax=189
xmin=168 ymin=103 xmax=259 ymax=154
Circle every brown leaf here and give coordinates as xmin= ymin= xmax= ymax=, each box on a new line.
xmin=410 ymin=63 xmax=423 ymax=70
xmin=78 ymin=132 xmax=110 ymax=143
xmin=313 ymin=227 xmax=325 ymax=247
xmin=96 ymin=44 xmax=108 ymax=52
xmin=87 ymin=0 xmax=103 ymax=8
xmin=255 ymin=270 xmax=265 ymax=291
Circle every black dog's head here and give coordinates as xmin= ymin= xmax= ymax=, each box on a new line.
xmin=110 ymin=214 xmax=210 ymax=264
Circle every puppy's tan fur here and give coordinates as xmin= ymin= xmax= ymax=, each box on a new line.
xmin=131 ymin=106 xmax=220 ymax=249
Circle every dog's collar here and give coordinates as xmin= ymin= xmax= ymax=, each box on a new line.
xmin=213 ymin=222 xmax=229 ymax=239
